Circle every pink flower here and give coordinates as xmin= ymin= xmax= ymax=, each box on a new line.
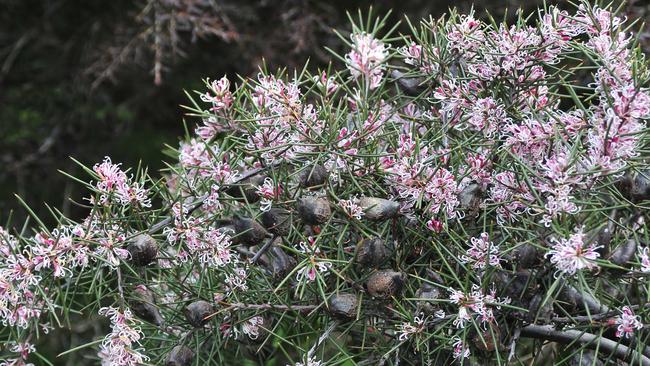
xmin=296 ymin=237 xmax=332 ymax=283
xmin=339 ymin=197 xmax=364 ymax=220
xmin=256 ymin=177 xmax=281 ymax=212
xmin=346 ymin=33 xmax=387 ymax=89
xmin=452 ymin=337 xmax=470 ymax=359
xmin=546 ymin=228 xmax=601 ymax=275
xmin=639 ymin=247 xmax=650 ymax=273
xmin=615 ymin=306 xmax=643 ymax=338
xmin=461 ymin=232 xmax=501 ymax=270
xmin=97 ymin=307 xmax=148 ymax=366
xmin=241 ymin=316 xmax=265 ymax=340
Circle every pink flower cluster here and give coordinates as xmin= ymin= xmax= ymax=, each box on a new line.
xmin=448 ymin=284 xmax=511 ymax=329
xmin=614 ymin=306 xmax=643 ymax=339
xmin=97 ymin=307 xmax=149 ymax=366
xmin=295 ymin=237 xmax=332 ymax=283
xmin=92 ymin=157 xmax=151 ymax=208
xmin=346 ymin=33 xmax=387 ymax=89
xmin=338 ymin=196 xmax=364 ymax=220
xmin=460 ymin=232 xmax=501 ymax=270
xmin=546 ymin=227 xmax=601 ymax=275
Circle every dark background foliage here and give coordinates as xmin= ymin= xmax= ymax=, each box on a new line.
xmin=0 ymin=0 xmax=646 ymax=227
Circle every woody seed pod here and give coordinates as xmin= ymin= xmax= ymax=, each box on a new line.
xmin=166 ymin=345 xmax=195 ymax=366
xmin=415 ymin=283 xmax=441 ymax=314
xmin=366 ymin=270 xmax=404 ymax=299
xmin=358 ymin=197 xmax=400 ymax=222
xmin=618 ymin=170 xmax=650 ymax=202
xmin=511 ymin=243 xmax=540 ymax=269
xmin=569 ymin=350 xmax=604 ymax=366
xmin=297 ymin=197 xmax=331 ymax=225
xmin=458 ymin=183 xmax=482 ymax=217
xmin=261 ymin=208 xmax=292 ymax=236
xmin=265 ymin=240 xmax=297 ymax=280
xmin=328 ymin=293 xmax=359 ymax=319
xmin=526 ymin=294 xmax=553 ymax=323
xmin=127 ymin=234 xmax=158 ymax=266
xmin=355 ymin=237 xmax=390 ymax=268
xmin=609 ymin=239 xmax=637 ymax=266
xmin=391 ymin=70 xmax=427 ymax=96
xmin=473 ymin=326 xmax=501 ymax=352
xmin=299 ymin=164 xmax=328 ymax=188
xmin=183 ymin=300 xmax=214 ymax=328
xmin=224 ymin=174 xmax=266 ymax=203
xmin=233 ymin=216 xmax=269 ymax=245
xmin=129 ymin=285 xmax=164 ymax=326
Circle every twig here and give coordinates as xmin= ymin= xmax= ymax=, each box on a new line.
xmin=520 ymin=324 xmax=650 ymax=366
xmin=307 ymin=321 xmax=339 ymax=360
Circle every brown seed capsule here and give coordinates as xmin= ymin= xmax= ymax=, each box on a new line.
xmin=129 ymin=285 xmax=164 ymax=326
xmin=391 ymin=70 xmax=426 ymax=96
xmin=511 ymin=243 xmax=540 ymax=269
xmin=355 ymin=238 xmax=390 ymax=268
xmin=569 ymin=350 xmax=604 ymax=366
xmin=618 ymin=170 xmax=650 ymax=202
xmin=526 ymin=294 xmax=553 ymax=323
xmin=358 ymin=197 xmax=400 ymax=221
xmin=166 ymin=345 xmax=194 ymax=366
xmin=458 ymin=183 xmax=482 ymax=217
xmin=127 ymin=234 xmax=158 ymax=266
xmin=415 ymin=283 xmax=441 ymax=314
xmin=609 ymin=239 xmax=637 ymax=266
xmin=473 ymin=326 xmax=501 ymax=352
xmin=233 ymin=216 xmax=269 ymax=245
xmin=299 ymin=164 xmax=328 ymax=188
xmin=297 ymin=197 xmax=331 ymax=225
xmin=261 ymin=208 xmax=293 ymax=236
xmin=224 ymin=174 xmax=266 ymax=203
xmin=183 ymin=300 xmax=213 ymax=328
xmin=265 ymin=242 xmax=297 ymax=280
xmin=328 ymin=293 xmax=359 ymax=319
xmin=366 ymin=270 xmax=404 ymax=299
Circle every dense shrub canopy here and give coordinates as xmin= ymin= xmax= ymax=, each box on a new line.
xmin=2 ymin=1 xmax=650 ymax=365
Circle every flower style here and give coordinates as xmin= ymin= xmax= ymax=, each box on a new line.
xmin=546 ymin=227 xmax=601 ymax=275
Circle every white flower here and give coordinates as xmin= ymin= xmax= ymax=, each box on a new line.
xmin=615 ymin=306 xmax=643 ymax=338
xmin=339 ymin=197 xmax=364 ymax=220
xmin=546 ymin=227 xmax=601 ymax=275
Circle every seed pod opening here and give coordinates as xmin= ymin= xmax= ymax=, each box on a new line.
xmin=297 ymin=197 xmax=331 ymax=225
xmin=129 ymin=285 xmax=163 ymax=326
xmin=358 ymin=197 xmax=400 ymax=221
xmin=299 ymin=164 xmax=328 ymax=188
xmin=127 ymin=234 xmax=158 ymax=266
xmin=233 ymin=216 xmax=269 ymax=245
xmin=355 ymin=237 xmax=390 ymax=268
xmin=261 ymin=208 xmax=292 ymax=236
xmin=183 ymin=300 xmax=214 ymax=328
xmin=366 ymin=270 xmax=404 ymax=299
xmin=328 ymin=293 xmax=359 ymax=319
xmin=166 ymin=345 xmax=194 ymax=366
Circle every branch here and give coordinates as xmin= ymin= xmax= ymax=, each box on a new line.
xmin=520 ymin=324 xmax=650 ymax=366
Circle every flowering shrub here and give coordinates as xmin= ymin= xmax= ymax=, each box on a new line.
xmin=2 ymin=2 xmax=650 ymax=365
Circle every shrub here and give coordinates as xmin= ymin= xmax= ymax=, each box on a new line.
xmin=2 ymin=1 xmax=650 ymax=365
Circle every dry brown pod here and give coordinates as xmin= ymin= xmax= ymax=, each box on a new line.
xmin=617 ymin=170 xmax=650 ymax=202
xmin=127 ymin=234 xmax=158 ymax=266
xmin=391 ymin=70 xmax=427 ymax=96
xmin=473 ymin=326 xmax=501 ymax=352
xmin=458 ymin=183 xmax=482 ymax=216
xmin=233 ymin=216 xmax=269 ymax=245
xmin=166 ymin=345 xmax=194 ymax=366
xmin=526 ymin=294 xmax=553 ymax=323
xmin=129 ymin=285 xmax=164 ymax=326
xmin=299 ymin=164 xmax=328 ymax=188
xmin=366 ymin=270 xmax=404 ymax=299
xmin=328 ymin=293 xmax=359 ymax=319
xmin=569 ymin=350 xmax=604 ymax=366
xmin=355 ymin=238 xmax=390 ymax=268
xmin=297 ymin=197 xmax=331 ymax=225
xmin=511 ymin=243 xmax=540 ymax=269
xmin=261 ymin=208 xmax=293 ymax=236
xmin=358 ymin=197 xmax=400 ymax=222
xmin=183 ymin=300 xmax=214 ymax=328
xmin=264 ymin=240 xmax=297 ymax=280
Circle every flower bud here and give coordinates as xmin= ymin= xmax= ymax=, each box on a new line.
xmin=184 ymin=300 xmax=214 ymax=328
xmin=233 ymin=216 xmax=269 ymax=245
xmin=299 ymin=164 xmax=328 ymax=188
xmin=358 ymin=197 xmax=399 ymax=221
xmin=355 ymin=237 xmax=390 ymax=268
xmin=129 ymin=285 xmax=164 ymax=326
xmin=297 ymin=197 xmax=331 ymax=225
xmin=328 ymin=293 xmax=359 ymax=319
xmin=261 ymin=208 xmax=293 ymax=236
xmin=166 ymin=345 xmax=194 ymax=366
xmin=366 ymin=270 xmax=404 ymax=299
xmin=127 ymin=234 xmax=158 ymax=266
